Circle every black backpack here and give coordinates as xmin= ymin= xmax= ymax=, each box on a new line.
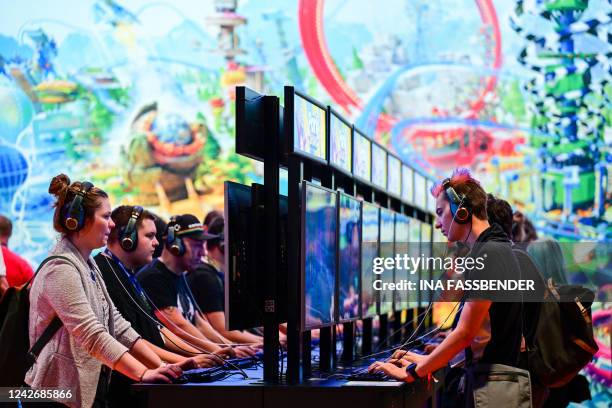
xmin=526 ymin=282 xmax=598 ymax=388
xmin=513 ymin=249 xmax=598 ymax=388
xmin=0 ymin=255 xmax=75 ymax=386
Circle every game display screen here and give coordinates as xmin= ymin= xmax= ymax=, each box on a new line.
xmin=302 ymin=182 xmax=337 ymax=330
xmin=420 ymin=222 xmax=433 ymax=306
xmin=387 ymin=154 xmax=401 ymax=197
xmin=402 ymin=165 xmax=414 ymax=204
xmin=378 ymin=208 xmax=395 ymax=314
xmin=371 ymin=143 xmax=387 ymax=189
xmin=361 ymin=201 xmax=379 ymax=318
xmin=414 ymin=172 xmax=427 ymax=209
xmin=330 ymin=112 xmax=352 ymax=174
xmin=394 ymin=213 xmax=411 ymax=309
xmin=337 ymin=193 xmax=361 ymax=321
xmin=353 ymin=130 xmax=372 ymax=182
xmin=294 ymin=93 xmax=326 ymax=162
xmin=426 ymin=179 xmax=435 ymax=213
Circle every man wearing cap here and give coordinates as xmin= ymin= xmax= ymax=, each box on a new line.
xmin=137 ymin=214 xmax=254 ymax=358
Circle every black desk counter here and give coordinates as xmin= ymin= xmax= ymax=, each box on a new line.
xmin=132 ymin=375 xmax=438 ymax=408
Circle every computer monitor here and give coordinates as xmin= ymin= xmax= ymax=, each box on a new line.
xmin=301 ymin=181 xmax=337 ymax=330
xmin=414 ymin=171 xmax=427 ymax=210
xmin=285 ymin=86 xmax=327 ymax=164
xmin=426 ymin=179 xmax=435 ymax=213
xmin=353 ymin=127 xmax=372 ymax=184
xmin=235 ymin=86 xmax=265 ymax=161
xmin=337 ymin=192 xmax=361 ymax=323
xmin=361 ymin=201 xmax=379 ymax=318
xmin=387 ymin=153 xmax=401 ymax=198
xmin=371 ymin=142 xmax=387 ymax=190
xmin=224 ymin=181 xmax=288 ymax=330
xmin=393 ymin=213 xmax=411 ymax=310
xmin=378 ymin=208 xmax=395 ymax=315
xmin=402 ymin=165 xmax=413 ymax=204
xmin=408 ymin=218 xmax=422 ymax=306
xmin=420 ymin=223 xmax=433 ymax=306
xmin=329 ymin=107 xmax=352 ymax=176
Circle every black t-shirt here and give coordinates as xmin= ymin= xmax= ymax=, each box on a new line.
xmin=186 ymin=262 xmax=224 ymax=313
xmin=137 ymin=259 xmax=197 ymax=324
xmin=464 ymin=224 xmax=523 ymax=366
xmin=94 ymin=253 xmax=166 ymax=349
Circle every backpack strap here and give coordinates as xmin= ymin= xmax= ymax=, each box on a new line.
xmin=25 ymin=255 xmax=78 ymax=368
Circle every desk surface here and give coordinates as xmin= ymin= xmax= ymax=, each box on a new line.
xmin=132 ymin=356 xmax=437 ymax=408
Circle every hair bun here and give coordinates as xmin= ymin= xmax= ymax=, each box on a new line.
xmin=48 ymin=173 xmax=71 ymax=197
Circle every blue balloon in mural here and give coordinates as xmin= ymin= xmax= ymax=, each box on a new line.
xmin=0 ymin=84 xmax=35 ymax=145
xmin=0 ymin=143 xmax=29 ymax=210
xmin=150 ymin=113 xmax=193 ymax=145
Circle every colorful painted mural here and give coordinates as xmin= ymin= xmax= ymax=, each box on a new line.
xmin=0 ymin=0 xmax=610 ymax=403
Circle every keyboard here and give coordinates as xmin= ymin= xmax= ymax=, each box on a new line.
xmin=182 ymin=366 xmax=227 ymax=383
xmin=345 ymin=371 xmax=390 ymax=382
xmin=225 ymin=357 xmax=257 ymax=369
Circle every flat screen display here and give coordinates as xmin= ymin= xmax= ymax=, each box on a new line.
xmin=426 ymin=179 xmax=435 ymax=213
xmin=414 ymin=172 xmax=427 ymax=209
xmin=379 ymin=208 xmax=395 ymax=314
xmin=302 ymin=182 xmax=337 ymax=330
xmin=394 ymin=213 xmax=410 ymax=310
xmin=337 ymin=193 xmax=361 ymax=322
xmin=361 ymin=201 xmax=379 ymax=318
xmin=402 ymin=165 xmax=413 ymax=204
xmin=371 ymin=143 xmax=387 ymax=189
xmin=353 ymin=130 xmax=371 ymax=182
xmin=387 ymin=155 xmax=401 ymax=197
xmin=294 ymin=93 xmax=326 ymax=161
xmin=330 ymin=111 xmax=352 ymax=174
xmin=420 ymin=223 xmax=433 ymax=306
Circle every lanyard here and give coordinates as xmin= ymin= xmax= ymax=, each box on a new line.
xmin=104 ymin=249 xmax=147 ymax=300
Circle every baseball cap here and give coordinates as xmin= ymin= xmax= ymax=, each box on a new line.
xmin=166 ymin=214 xmax=216 ymax=241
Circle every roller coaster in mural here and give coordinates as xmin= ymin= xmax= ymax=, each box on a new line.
xmin=298 ymin=0 xmax=612 ymax=243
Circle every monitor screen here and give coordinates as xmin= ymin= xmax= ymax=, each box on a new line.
xmin=371 ymin=143 xmax=387 ymax=189
xmin=337 ymin=193 xmax=361 ymax=322
xmin=414 ymin=172 xmax=427 ymax=209
xmin=394 ymin=213 xmax=411 ymax=310
xmin=379 ymin=208 xmax=395 ymax=315
xmin=387 ymin=154 xmax=401 ymax=197
xmin=426 ymin=179 xmax=435 ymax=213
xmin=302 ymin=182 xmax=337 ymax=330
xmin=294 ymin=92 xmax=326 ymax=162
xmin=408 ymin=218 xmax=422 ymax=307
xmin=402 ymin=165 xmax=413 ymax=204
xmin=420 ymin=223 xmax=433 ymax=306
xmin=329 ymin=111 xmax=352 ymax=174
xmin=353 ymin=130 xmax=371 ymax=182
xmin=361 ymin=201 xmax=379 ymax=318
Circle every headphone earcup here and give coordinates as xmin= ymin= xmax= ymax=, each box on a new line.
xmin=121 ymin=235 xmax=135 ymax=251
xmin=65 ymin=216 xmax=80 ymax=231
xmin=455 ymin=207 xmax=471 ymax=224
xmin=169 ymin=238 xmax=184 ymax=256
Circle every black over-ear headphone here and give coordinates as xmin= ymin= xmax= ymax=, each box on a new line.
xmin=166 ymin=219 xmax=184 ymax=256
xmin=442 ymin=178 xmax=472 ymax=224
xmin=119 ymin=206 xmax=143 ymax=252
xmin=64 ymin=181 xmax=94 ymax=231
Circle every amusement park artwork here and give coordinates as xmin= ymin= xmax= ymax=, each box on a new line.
xmin=0 ymin=0 xmax=610 ymax=402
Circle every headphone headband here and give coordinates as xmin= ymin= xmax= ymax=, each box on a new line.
xmin=120 ymin=206 xmax=143 ymax=251
xmin=65 ymin=181 xmax=94 ymax=231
